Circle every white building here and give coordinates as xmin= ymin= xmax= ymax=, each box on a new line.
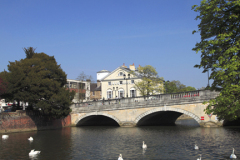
xmin=101 ymin=63 xmax=142 ymax=99
xmin=97 ymin=70 xmax=111 ymax=80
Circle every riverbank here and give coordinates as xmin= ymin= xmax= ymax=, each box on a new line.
xmin=0 ymin=110 xmax=71 ymax=133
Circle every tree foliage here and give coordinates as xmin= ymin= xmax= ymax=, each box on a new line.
xmin=192 ymin=0 xmax=240 ymax=121
xmin=24 ymin=47 xmax=36 ymax=59
xmin=164 ymin=80 xmax=196 ymax=94
xmin=0 ymin=47 xmax=75 ymax=118
xmin=76 ymin=71 xmax=93 ymax=82
xmin=131 ymin=65 xmax=164 ymax=96
xmin=0 ymin=76 xmax=7 ymax=99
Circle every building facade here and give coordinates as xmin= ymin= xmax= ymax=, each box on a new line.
xmin=65 ymin=79 xmax=91 ymax=103
xmin=90 ymin=80 xmax=101 ymax=100
xmin=101 ymin=63 xmax=142 ymax=99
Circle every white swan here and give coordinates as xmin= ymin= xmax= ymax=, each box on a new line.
xmin=195 ymin=144 xmax=199 ymax=150
xmin=29 ymin=149 xmax=41 ymax=156
xmin=230 ymin=148 xmax=237 ymax=159
xmin=197 ymin=154 xmax=201 ymax=160
xmin=2 ymin=135 xmax=9 ymax=139
xmin=118 ymin=154 xmax=123 ymax=160
xmin=28 ymin=137 xmax=33 ymax=141
xmin=142 ymin=141 xmax=147 ymax=149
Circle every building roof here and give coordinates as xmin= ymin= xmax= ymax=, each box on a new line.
xmin=101 ymin=66 xmax=140 ymax=81
xmin=67 ymin=79 xmax=88 ymax=83
xmin=94 ymin=86 xmax=101 ymax=91
xmin=97 ymin=70 xmax=111 ymax=73
xmin=90 ymin=83 xmax=97 ymax=92
xmin=90 ymin=83 xmax=101 ymax=91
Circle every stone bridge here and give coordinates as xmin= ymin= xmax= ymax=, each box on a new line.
xmin=70 ymin=90 xmax=222 ymax=127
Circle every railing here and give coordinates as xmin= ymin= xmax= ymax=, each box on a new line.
xmin=70 ymin=90 xmax=219 ymax=113
xmin=170 ymin=91 xmax=199 ymax=99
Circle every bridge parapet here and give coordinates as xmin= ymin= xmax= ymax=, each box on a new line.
xmin=71 ymin=90 xmax=219 ymax=113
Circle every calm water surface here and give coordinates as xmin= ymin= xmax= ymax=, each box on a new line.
xmin=1 ymin=119 xmax=240 ymax=160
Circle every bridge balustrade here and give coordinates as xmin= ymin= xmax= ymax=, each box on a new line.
xmin=71 ymin=90 xmax=219 ymax=113
xmin=170 ymin=91 xmax=200 ymax=99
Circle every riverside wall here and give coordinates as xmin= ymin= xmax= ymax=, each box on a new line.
xmin=0 ymin=110 xmax=71 ymax=133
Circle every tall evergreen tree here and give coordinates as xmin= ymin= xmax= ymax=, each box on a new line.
xmin=0 ymin=47 xmax=75 ymax=118
xmin=24 ymin=47 xmax=36 ymax=59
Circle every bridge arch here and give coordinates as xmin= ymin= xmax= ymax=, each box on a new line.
xmin=134 ymin=106 xmax=201 ymax=125
xmin=75 ymin=112 xmax=121 ymax=126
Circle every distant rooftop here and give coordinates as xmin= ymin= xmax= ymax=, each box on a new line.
xmin=97 ymin=70 xmax=111 ymax=73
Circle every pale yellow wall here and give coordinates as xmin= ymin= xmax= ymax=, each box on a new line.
xmin=101 ymin=68 xmax=141 ymax=99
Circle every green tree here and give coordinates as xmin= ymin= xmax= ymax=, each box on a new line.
xmin=164 ymin=81 xmax=177 ymax=93
xmin=192 ymin=0 xmax=240 ymax=121
xmin=0 ymin=47 xmax=75 ymax=118
xmin=24 ymin=47 xmax=36 ymax=59
xmin=131 ymin=65 xmax=164 ymax=96
xmin=164 ymin=80 xmax=196 ymax=93
xmin=0 ymin=76 xmax=7 ymax=99
xmin=185 ymin=86 xmax=197 ymax=92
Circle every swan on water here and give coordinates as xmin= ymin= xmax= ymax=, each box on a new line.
xmin=142 ymin=141 xmax=147 ymax=149
xmin=29 ymin=149 xmax=41 ymax=156
xmin=118 ymin=154 xmax=123 ymax=160
xmin=230 ymin=148 xmax=237 ymax=159
xmin=28 ymin=137 xmax=33 ymax=141
xmin=197 ymin=154 xmax=201 ymax=160
xmin=194 ymin=144 xmax=199 ymax=150
xmin=2 ymin=135 xmax=9 ymax=139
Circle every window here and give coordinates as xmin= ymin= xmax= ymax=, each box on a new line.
xmin=108 ymin=82 xmax=111 ymax=85
xmin=107 ymin=90 xmax=113 ymax=99
xmin=119 ymin=81 xmax=123 ymax=85
xmin=79 ymin=83 xmax=85 ymax=89
xmin=92 ymin=91 xmax=95 ymax=96
xmin=131 ymin=80 xmax=134 ymax=84
xmin=118 ymin=89 xmax=124 ymax=98
xmin=118 ymin=72 xmax=123 ymax=76
xmin=130 ymin=88 xmax=136 ymax=97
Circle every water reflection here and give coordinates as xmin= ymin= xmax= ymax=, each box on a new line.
xmin=142 ymin=148 xmax=146 ymax=155
xmin=0 ymin=119 xmax=240 ymax=160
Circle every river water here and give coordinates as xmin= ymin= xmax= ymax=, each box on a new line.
xmin=0 ymin=119 xmax=240 ymax=160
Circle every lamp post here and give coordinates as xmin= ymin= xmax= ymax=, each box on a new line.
xmin=123 ymin=73 xmax=130 ymax=97
xmin=113 ymin=87 xmax=118 ymax=103
xmin=207 ymin=69 xmax=210 ymax=88
xmin=113 ymin=87 xmax=115 ymax=98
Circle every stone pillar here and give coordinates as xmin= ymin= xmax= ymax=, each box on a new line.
xmin=119 ymin=121 xmax=137 ymax=127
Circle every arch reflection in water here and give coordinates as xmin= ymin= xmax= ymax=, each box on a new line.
xmin=0 ymin=120 xmax=240 ymax=159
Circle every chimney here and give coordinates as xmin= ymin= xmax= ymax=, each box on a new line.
xmin=129 ymin=63 xmax=136 ymax=71
xmin=97 ymin=80 xmax=101 ymax=88
xmin=122 ymin=63 xmax=127 ymax=68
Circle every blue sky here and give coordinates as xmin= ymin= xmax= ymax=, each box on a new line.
xmin=0 ymin=0 xmax=210 ymax=89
